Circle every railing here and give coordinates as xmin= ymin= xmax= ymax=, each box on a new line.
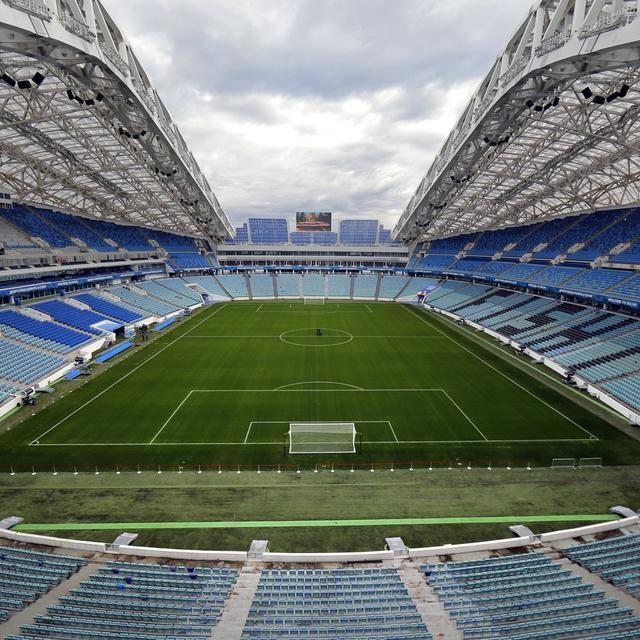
xmin=499 ymin=55 xmax=529 ymax=87
xmin=3 ymin=0 xmax=51 ymax=21
xmin=59 ymin=13 xmax=96 ymax=43
xmin=99 ymin=43 xmax=129 ymax=77
xmin=579 ymin=8 xmax=637 ymax=39
xmin=534 ymin=30 xmax=571 ymax=57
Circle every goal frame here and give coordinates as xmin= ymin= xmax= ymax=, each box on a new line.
xmin=287 ymin=422 xmax=357 ymax=454
xmin=303 ymin=297 xmax=325 ymax=305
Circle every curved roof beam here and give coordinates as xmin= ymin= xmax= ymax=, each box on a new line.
xmin=395 ymin=0 xmax=640 ymax=243
xmin=0 ymin=0 xmax=233 ymax=241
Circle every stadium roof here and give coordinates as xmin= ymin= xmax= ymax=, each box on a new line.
xmin=394 ymin=0 xmax=640 ymax=244
xmin=0 ymin=0 xmax=233 ymax=242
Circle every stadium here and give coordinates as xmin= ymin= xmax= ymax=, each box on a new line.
xmin=0 ymin=0 xmax=639 ymax=638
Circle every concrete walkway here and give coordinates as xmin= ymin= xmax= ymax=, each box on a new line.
xmin=211 ymin=564 xmax=261 ymax=639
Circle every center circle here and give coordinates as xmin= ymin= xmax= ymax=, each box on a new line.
xmin=280 ymin=328 xmax=353 ymax=347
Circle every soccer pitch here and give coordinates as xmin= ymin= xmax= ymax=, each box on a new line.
xmin=2 ymin=300 xmax=639 ymax=470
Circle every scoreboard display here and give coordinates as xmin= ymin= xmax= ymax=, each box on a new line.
xmin=296 ymin=211 xmax=332 ymax=232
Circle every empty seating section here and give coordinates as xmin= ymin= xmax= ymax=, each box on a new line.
xmin=0 ymin=323 xmax=72 ymax=354
xmin=608 ymin=274 xmax=640 ymax=300
xmin=0 ymin=309 xmax=91 ymax=350
xmin=352 ymin=274 xmax=378 ymax=298
xmin=182 ymin=276 xmax=231 ymax=298
xmin=0 ymin=546 xmax=85 ymax=623
xmin=217 ymin=274 xmax=249 ymax=298
xmin=0 ymin=338 xmax=65 ymax=384
xmin=424 ymin=553 xmax=640 ymax=639
xmin=429 ymin=232 xmax=478 ymax=254
xmin=110 ymin=286 xmax=179 ymax=317
xmin=326 ymin=274 xmax=351 ymax=297
xmin=275 ymin=274 xmax=301 ymax=297
xmin=0 ymin=382 xmax=17 ymax=403
xmin=136 ymin=280 xmax=198 ymax=309
xmin=168 ymin=252 xmax=210 ymax=270
xmin=398 ymin=277 xmax=440 ymax=298
xmin=156 ymin=278 xmax=202 ymax=304
xmin=378 ymin=276 xmax=410 ymax=299
xmin=144 ymin=228 xmax=197 ymax=251
xmin=499 ymin=263 xmax=546 ymax=281
xmin=74 ymin=293 xmax=143 ymax=324
xmin=448 ymin=259 xmax=487 ymax=274
xmin=302 ymin=274 xmax=326 ymax=297
xmin=425 ymin=282 xmax=490 ymax=310
xmin=473 ymin=261 xmax=516 ymax=276
xmin=1 ymin=205 xmax=70 ymax=248
xmin=249 ymin=274 xmax=276 ymax=298
xmin=470 ymin=225 xmax=536 ymax=256
xmin=452 ymin=289 xmax=522 ymax=319
xmin=32 ymin=300 xmax=109 ymax=334
xmin=43 ymin=210 xmax=113 ymax=252
xmin=559 ymin=268 xmax=631 ymax=293
xmin=7 ymin=559 xmax=237 ymax=640
xmin=535 ymin=209 xmax=623 ymax=259
xmin=415 ymin=254 xmax=455 ymax=270
xmin=243 ymin=567 xmax=431 ymax=639
xmin=602 ymin=374 xmax=640 ymax=411
xmin=82 ymin=219 xmax=152 ymax=251
xmin=528 ymin=266 xmax=585 ymax=286
xmin=0 ymin=216 xmax=35 ymax=248
xmin=572 ymin=208 xmax=640 ymax=261
xmin=563 ymin=533 xmax=640 ymax=600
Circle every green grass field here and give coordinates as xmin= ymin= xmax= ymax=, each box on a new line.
xmin=1 ymin=300 xmax=639 ymax=472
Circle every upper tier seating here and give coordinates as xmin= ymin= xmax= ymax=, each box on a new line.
xmin=243 ymin=567 xmax=431 ymax=640
xmin=0 ymin=309 xmax=91 ymax=350
xmin=1 ymin=205 xmax=70 ymax=248
xmin=41 ymin=210 xmax=113 ymax=252
xmin=109 ymin=286 xmax=180 ymax=318
xmin=182 ymin=276 xmax=231 ymax=299
xmin=32 ymin=300 xmax=111 ymax=334
xmin=528 ymin=266 xmax=585 ymax=286
xmin=415 ymin=253 xmax=456 ymax=271
xmin=504 ymin=216 xmax=575 ymax=258
xmin=0 ymin=338 xmax=65 ymax=384
xmin=0 ymin=215 xmax=36 ymax=248
xmin=168 ymin=252 xmax=210 ymax=270
xmin=7 ymin=559 xmax=237 ymax=640
xmin=473 ymin=261 xmax=517 ymax=276
xmin=80 ymin=219 xmax=153 ymax=251
xmin=74 ymin=293 xmax=143 ymax=324
xmin=352 ymin=274 xmax=378 ymax=298
xmin=217 ymin=274 xmax=249 ymax=298
xmin=144 ymin=228 xmax=197 ymax=251
xmin=249 ymin=274 xmax=275 ymax=298
xmin=274 ymin=274 xmax=301 ymax=297
xmin=326 ymin=274 xmax=351 ymax=297
xmin=572 ymin=208 xmax=640 ymax=262
xmin=378 ymin=276 xmax=410 ymax=299
xmin=424 ymin=552 xmax=640 ymax=639
xmin=498 ymin=263 xmax=546 ymax=280
xmin=428 ymin=232 xmax=479 ymax=254
xmin=0 ymin=546 xmax=85 ymax=623
xmin=301 ymin=274 xmax=326 ymax=297
xmin=563 ymin=533 xmax=640 ymax=600
xmin=469 ymin=224 xmax=539 ymax=256
xmin=608 ymin=274 xmax=640 ymax=301
xmin=534 ymin=208 xmax=624 ymax=259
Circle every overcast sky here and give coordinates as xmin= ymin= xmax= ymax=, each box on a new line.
xmin=106 ymin=0 xmax=532 ymax=230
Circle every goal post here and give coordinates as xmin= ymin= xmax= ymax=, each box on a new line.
xmin=288 ymin=422 xmax=356 ymax=454
xmin=304 ymin=297 xmax=325 ymax=304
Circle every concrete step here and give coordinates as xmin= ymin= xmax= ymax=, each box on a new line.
xmin=211 ymin=565 xmax=261 ymax=639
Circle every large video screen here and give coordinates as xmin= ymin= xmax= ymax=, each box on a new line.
xmin=296 ymin=211 xmax=332 ymax=232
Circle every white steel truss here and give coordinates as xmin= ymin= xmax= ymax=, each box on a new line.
xmin=394 ymin=0 xmax=640 ymax=244
xmin=0 ymin=0 xmax=233 ymax=242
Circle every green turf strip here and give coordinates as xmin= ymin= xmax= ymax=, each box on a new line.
xmin=14 ymin=514 xmax=618 ymax=531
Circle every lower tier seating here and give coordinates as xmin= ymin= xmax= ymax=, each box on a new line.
xmin=424 ymin=553 xmax=640 ymax=639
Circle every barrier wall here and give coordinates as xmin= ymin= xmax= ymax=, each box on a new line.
xmin=1 ymin=518 xmax=637 ymax=563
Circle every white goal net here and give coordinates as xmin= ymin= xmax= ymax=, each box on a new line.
xmin=288 ymin=422 xmax=356 ymax=454
xmin=304 ymin=297 xmax=325 ymax=304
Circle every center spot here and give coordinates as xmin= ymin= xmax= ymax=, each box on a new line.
xmin=280 ymin=328 xmax=353 ymax=347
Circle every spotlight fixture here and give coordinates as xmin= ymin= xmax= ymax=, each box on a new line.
xmin=1 ymin=73 xmax=16 ymax=87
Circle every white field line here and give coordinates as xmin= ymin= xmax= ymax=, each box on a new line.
xmin=150 ymin=390 xmax=194 ymax=444
xmin=255 ymin=304 xmax=263 ymax=312
xmin=402 ymin=305 xmax=599 ymax=441
xmin=31 ymin=437 xmax=597 ymax=447
xmin=441 ymin=389 xmax=488 ymax=441
xmin=30 ymin=304 xmax=229 ymax=445
xmin=182 ymin=335 xmax=446 ymax=339
xmin=274 ymin=381 xmax=365 ymax=391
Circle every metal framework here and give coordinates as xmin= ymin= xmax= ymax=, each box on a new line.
xmin=394 ymin=0 xmax=640 ymax=244
xmin=0 ymin=0 xmax=233 ymax=242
